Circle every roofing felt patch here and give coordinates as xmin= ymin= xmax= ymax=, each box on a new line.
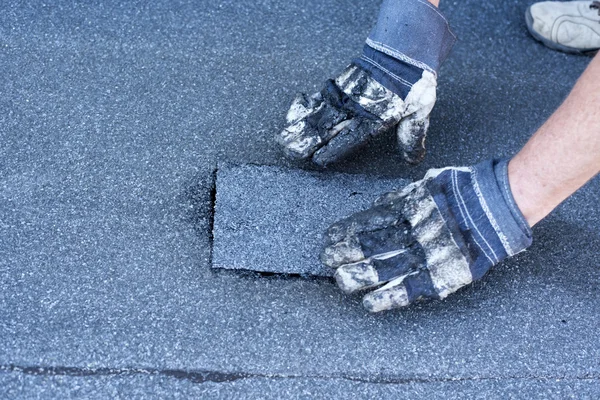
xmin=212 ymin=164 xmax=409 ymax=276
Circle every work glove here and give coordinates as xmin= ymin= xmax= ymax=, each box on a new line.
xmin=277 ymin=0 xmax=456 ymax=166
xmin=321 ymin=159 xmax=533 ymax=312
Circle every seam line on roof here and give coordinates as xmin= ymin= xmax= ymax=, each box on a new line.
xmin=2 ymin=364 xmax=600 ymax=385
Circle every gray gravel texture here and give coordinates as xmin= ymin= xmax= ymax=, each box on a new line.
xmin=1 ymin=0 xmax=599 ymax=398
xmin=213 ymin=164 xmax=409 ymax=276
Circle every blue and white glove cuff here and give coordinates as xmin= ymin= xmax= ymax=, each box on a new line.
xmin=354 ymin=0 xmax=456 ymax=99
xmin=424 ymin=159 xmax=533 ymax=282
xmin=367 ymin=0 xmax=457 ymax=75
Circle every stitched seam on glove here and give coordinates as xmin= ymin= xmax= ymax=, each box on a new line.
xmin=498 ymin=163 xmax=532 ymax=236
xmin=366 ymin=38 xmax=435 ymax=75
xmin=470 ymin=168 xmax=515 ymax=256
xmin=451 ymin=169 xmax=500 ymax=264
xmin=358 ymin=54 xmax=414 ymax=88
xmin=415 ymin=0 xmax=456 ymax=28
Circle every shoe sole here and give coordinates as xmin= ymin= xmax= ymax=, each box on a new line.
xmin=525 ymin=5 xmax=598 ymax=56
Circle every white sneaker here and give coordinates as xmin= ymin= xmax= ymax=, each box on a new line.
xmin=526 ymin=1 xmax=600 ymax=54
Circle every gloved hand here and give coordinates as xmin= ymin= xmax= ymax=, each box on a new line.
xmin=277 ymin=0 xmax=456 ymax=166
xmin=321 ymin=159 xmax=533 ymax=312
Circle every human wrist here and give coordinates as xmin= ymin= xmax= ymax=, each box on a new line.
xmin=507 ymin=156 xmax=555 ymax=227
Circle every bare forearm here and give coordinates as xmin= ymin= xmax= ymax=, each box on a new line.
xmin=509 ymin=54 xmax=600 ymax=226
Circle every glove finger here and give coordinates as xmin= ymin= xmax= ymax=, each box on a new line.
xmin=323 ymin=204 xmax=403 ymax=246
xmin=335 ymin=64 xmax=405 ymax=125
xmin=372 ymin=179 xmax=427 ymax=209
xmin=334 ymin=248 xmax=425 ymax=294
xmin=279 ymin=78 xmax=361 ymax=160
xmin=311 ymin=117 xmax=384 ymax=166
xmin=278 ymin=91 xmax=349 ymax=160
xmin=396 ymin=69 xmax=436 ymax=164
xmin=321 ymin=204 xmax=409 ymax=267
xmin=277 ymin=93 xmax=324 ymax=159
xmin=286 ymin=92 xmax=323 ymax=125
xmin=321 ymin=221 xmax=415 ymax=268
xmin=310 ymin=67 xmax=404 ymax=166
xmin=362 ymin=267 xmax=441 ymax=312
xmin=354 ymin=222 xmax=415 ymax=258
xmin=396 ymin=111 xmax=430 ymax=165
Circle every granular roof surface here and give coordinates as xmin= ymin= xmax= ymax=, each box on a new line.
xmin=1 ymin=0 xmax=599 ymax=398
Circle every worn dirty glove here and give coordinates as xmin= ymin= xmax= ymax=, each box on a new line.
xmin=321 ymin=159 xmax=533 ymax=312
xmin=277 ymin=0 xmax=456 ymax=166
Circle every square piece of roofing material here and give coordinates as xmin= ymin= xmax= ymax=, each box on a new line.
xmin=212 ymin=164 xmax=409 ymax=277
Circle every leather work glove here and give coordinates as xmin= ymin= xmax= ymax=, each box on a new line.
xmin=320 ymin=160 xmax=533 ymax=312
xmin=277 ymin=0 xmax=456 ymax=166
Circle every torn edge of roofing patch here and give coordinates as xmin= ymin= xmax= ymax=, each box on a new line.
xmin=207 ymin=166 xmax=218 ymax=269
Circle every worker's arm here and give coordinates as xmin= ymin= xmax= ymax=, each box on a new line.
xmin=508 ymin=52 xmax=600 ymax=226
